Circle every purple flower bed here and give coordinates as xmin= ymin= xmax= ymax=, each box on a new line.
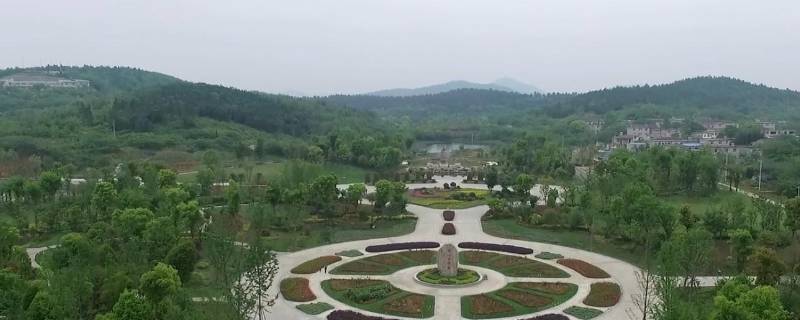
xmin=365 ymin=242 xmax=440 ymax=253
xmin=520 ymin=314 xmax=569 ymax=320
xmin=441 ymin=223 xmax=456 ymax=235
xmin=327 ymin=310 xmax=397 ymax=320
xmin=443 ymin=210 xmax=455 ymax=221
xmin=458 ymin=242 xmax=533 ymax=255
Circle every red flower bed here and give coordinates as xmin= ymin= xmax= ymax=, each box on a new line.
xmin=458 ymin=242 xmax=533 ymax=255
xmin=327 ymin=310 xmax=397 ymax=320
xmin=365 ymin=242 xmax=440 ymax=253
xmin=280 ymin=277 xmax=316 ymax=302
xmin=443 ymin=210 xmax=455 ymax=221
xmin=441 ymin=223 xmax=456 ymax=235
xmin=583 ymin=282 xmax=621 ymax=307
xmin=520 ymin=314 xmax=569 ymax=320
xmin=557 ymin=259 xmax=611 ymax=278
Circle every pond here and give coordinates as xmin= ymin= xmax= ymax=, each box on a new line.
xmin=422 ymin=143 xmax=489 ymax=154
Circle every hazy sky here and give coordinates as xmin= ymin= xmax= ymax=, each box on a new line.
xmin=2 ymin=0 xmax=799 ymax=95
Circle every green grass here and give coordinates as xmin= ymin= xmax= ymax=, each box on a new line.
xmin=534 ymin=252 xmax=564 ymax=260
xmin=336 ymin=249 xmax=364 ymax=257
xmin=416 ymin=268 xmax=481 ymax=285
xmin=662 ymin=191 xmax=752 ymax=214
xmin=261 ymin=218 xmax=416 ymax=252
xmin=191 ymin=301 xmax=238 ymax=320
xmin=177 ymin=159 xmax=370 ymax=184
xmin=321 ymin=279 xmax=435 ymax=318
xmin=459 ymin=251 xmax=569 ymax=278
xmin=296 ymin=302 xmax=334 ymax=315
xmin=563 ymin=306 xmax=603 ymax=319
xmin=461 ymin=282 xmax=578 ymax=319
xmin=408 ymin=188 xmax=491 ymax=209
xmin=331 ymin=250 xmax=435 ymax=275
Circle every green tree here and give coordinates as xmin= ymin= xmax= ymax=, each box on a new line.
xmin=226 ymin=180 xmax=241 ymax=216
xmin=485 ymin=167 xmax=498 ymax=190
xmin=112 ymin=208 xmax=155 ymax=241
xmin=0 ymin=223 xmax=19 ymax=259
xmin=92 ymin=181 xmax=119 ymax=221
xmin=748 ymin=247 xmax=787 ymax=286
xmin=784 ymin=197 xmax=800 ymax=238
xmin=307 ymin=174 xmax=338 ymax=217
xmin=158 ymin=169 xmax=177 ymax=189
xmin=139 ymin=262 xmax=181 ymax=304
xmin=25 ymin=291 xmax=65 ymax=320
xmin=513 ymin=173 xmax=534 ymax=199
xmin=38 ymin=171 xmax=62 ymax=200
xmin=704 ymin=208 xmax=729 ymax=238
xmin=344 ymin=183 xmax=367 ymax=214
xmin=729 ymin=229 xmax=755 ymax=272
xmin=195 ymin=168 xmax=215 ymax=196
xmin=165 ymin=240 xmax=198 ymax=282
xmin=0 ymin=270 xmax=28 ymax=320
xmin=106 ymin=290 xmax=152 ymax=320
xmin=711 ymin=279 xmax=789 ymax=320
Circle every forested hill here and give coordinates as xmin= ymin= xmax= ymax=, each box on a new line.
xmin=326 ymin=89 xmax=552 ymax=119
xmin=326 ymin=76 xmax=800 ymax=121
xmin=112 ymin=82 xmax=389 ymax=137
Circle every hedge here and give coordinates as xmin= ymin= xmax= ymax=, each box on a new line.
xmin=365 ymin=242 xmax=440 ymax=253
xmin=327 ymin=310 xmax=397 ymax=320
xmin=442 ymin=223 xmax=456 ymax=235
xmin=458 ymin=242 xmax=533 ymax=255
xmin=296 ymin=302 xmax=334 ymax=315
xmin=520 ymin=314 xmax=569 ymax=320
xmin=443 ymin=210 xmax=455 ymax=221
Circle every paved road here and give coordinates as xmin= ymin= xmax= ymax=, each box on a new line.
xmin=25 ymin=245 xmax=59 ymax=269
xmin=266 ymin=178 xmax=644 ymax=320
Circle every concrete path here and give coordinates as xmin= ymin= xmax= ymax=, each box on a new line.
xmin=265 ymin=177 xmax=645 ymax=320
xmin=26 ymin=245 xmax=59 ymax=269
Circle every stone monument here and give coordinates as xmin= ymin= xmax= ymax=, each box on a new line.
xmin=437 ymin=244 xmax=458 ymax=277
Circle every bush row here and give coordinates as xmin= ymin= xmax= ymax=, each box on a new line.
xmin=365 ymin=242 xmax=440 ymax=253
xmin=442 ymin=223 xmax=456 ymax=235
xmin=521 ymin=314 xmax=569 ymax=320
xmin=458 ymin=242 xmax=533 ymax=255
xmin=327 ymin=310 xmax=397 ymax=320
xmin=443 ymin=210 xmax=455 ymax=221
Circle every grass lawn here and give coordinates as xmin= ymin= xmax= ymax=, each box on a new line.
xmin=331 ymin=250 xmax=435 ymax=275
xmin=192 ymin=301 xmax=238 ymax=320
xmin=408 ymin=188 xmax=492 ymax=209
xmin=662 ymin=191 xmax=752 ymax=214
xmin=177 ymin=159 xmax=370 ymax=184
xmin=459 ymin=251 xmax=569 ymax=278
xmin=321 ymin=279 xmax=435 ymax=318
xmin=461 ymin=282 xmax=578 ymax=319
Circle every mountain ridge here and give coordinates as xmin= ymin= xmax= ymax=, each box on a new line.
xmin=366 ymin=78 xmax=541 ymax=97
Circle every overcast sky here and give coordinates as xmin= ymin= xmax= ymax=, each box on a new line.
xmin=1 ymin=0 xmax=798 ymax=95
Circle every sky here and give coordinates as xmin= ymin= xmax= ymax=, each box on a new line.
xmin=1 ymin=0 xmax=799 ymax=95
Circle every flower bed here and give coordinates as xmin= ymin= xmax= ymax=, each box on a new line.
xmin=336 ymin=249 xmax=364 ymax=257
xmin=416 ymin=268 xmax=481 ymax=285
xmin=364 ymin=253 xmax=407 ymax=266
xmin=383 ymin=294 xmax=431 ymax=317
xmin=327 ymin=310 xmax=397 ymax=320
xmin=514 ymin=282 xmax=574 ymax=295
xmin=459 ymin=251 xmax=569 ymax=278
xmin=397 ymin=250 xmax=435 ymax=264
xmin=583 ymin=282 xmax=621 ymax=307
xmin=322 ymin=280 xmax=435 ymax=318
xmin=504 ymin=263 xmax=570 ymax=278
xmin=328 ymin=279 xmax=385 ymax=291
xmin=563 ymin=306 xmax=603 ymax=319
xmin=442 ymin=223 xmax=456 ymax=235
xmin=365 ymin=242 xmax=440 ymax=253
xmin=443 ymin=210 xmax=455 ymax=221
xmin=296 ymin=302 xmax=334 ymax=315
xmin=463 ymin=294 xmax=514 ymax=316
xmin=520 ymin=314 xmax=569 ymax=320
xmin=557 ymin=259 xmax=610 ymax=279
xmin=458 ymin=242 xmax=533 ymax=255
xmin=462 ymin=282 xmax=577 ymax=319
xmin=291 ymin=256 xmax=342 ymax=274
xmin=496 ymin=289 xmax=553 ymax=308
xmin=332 ymin=251 xmax=435 ymax=275
xmin=461 ymin=251 xmax=502 ymax=264
xmin=280 ymin=278 xmax=316 ymax=302
xmin=332 ymin=261 xmax=391 ymax=274
xmin=534 ymin=252 xmax=563 ymax=260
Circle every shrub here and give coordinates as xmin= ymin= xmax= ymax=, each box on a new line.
xmin=583 ymin=282 xmax=621 ymax=307
xmin=557 ymin=259 xmax=610 ymax=278
xmin=344 ymin=284 xmax=394 ymax=303
xmin=327 ymin=310 xmax=397 ymax=320
xmin=442 ymin=223 xmax=456 ymax=235
xmin=365 ymin=242 xmax=440 ymax=253
xmin=443 ymin=210 xmax=455 ymax=221
xmin=280 ymin=278 xmax=316 ymax=302
xmin=458 ymin=242 xmax=533 ymax=255
xmin=535 ymin=252 xmax=563 ymax=260
xmin=563 ymin=306 xmax=603 ymax=319
xmin=291 ymin=256 xmax=342 ymax=274
xmin=328 ymin=279 xmax=385 ymax=291
xmin=520 ymin=314 xmax=569 ymax=320
xmin=336 ymin=249 xmax=364 ymax=257
xmin=296 ymin=302 xmax=333 ymax=315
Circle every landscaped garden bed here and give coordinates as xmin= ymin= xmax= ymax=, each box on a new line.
xmin=583 ymin=282 xmax=621 ymax=307
xmin=291 ymin=255 xmax=343 ymax=274
xmin=408 ymin=187 xmax=491 ymax=209
xmin=280 ymin=277 xmax=316 ymax=302
xmin=327 ymin=310 xmax=397 ymax=320
xmin=556 ymin=259 xmax=610 ymax=278
xmin=365 ymin=242 xmax=439 ymax=253
xmin=460 ymin=251 xmax=569 ymax=278
xmin=563 ymin=306 xmax=603 ymax=319
xmin=296 ymin=302 xmax=334 ymax=315
xmin=443 ymin=210 xmax=455 ymax=221
xmin=462 ymin=282 xmax=577 ymax=319
xmin=458 ymin=242 xmax=534 ymax=254
xmin=520 ymin=314 xmax=570 ymax=320
xmin=322 ymin=279 xmax=435 ymax=318
xmin=336 ymin=249 xmax=364 ymax=257
xmin=442 ymin=223 xmax=456 ymax=235
xmin=416 ymin=268 xmax=480 ymax=285
xmin=332 ymin=251 xmax=435 ymax=275
xmin=534 ymin=252 xmax=563 ymax=260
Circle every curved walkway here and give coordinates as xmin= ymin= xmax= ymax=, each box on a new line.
xmin=269 ymin=177 xmax=645 ymax=320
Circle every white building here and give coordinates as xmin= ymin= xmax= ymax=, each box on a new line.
xmin=1 ymin=73 xmax=90 ymax=88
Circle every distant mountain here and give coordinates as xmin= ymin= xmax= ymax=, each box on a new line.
xmin=366 ymin=78 xmax=541 ymax=97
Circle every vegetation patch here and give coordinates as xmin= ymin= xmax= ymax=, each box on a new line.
xmin=291 ymin=255 xmax=342 ymax=274
xmin=583 ymin=282 xmax=621 ymax=307
xmin=365 ymin=242 xmax=439 ymax=253
xmin=557 ymin=259 xmax=610 ymax=278
xmin=327 ymin=310 xmax=397 ymax=320
xmin=461 ymin=250 xmax=503 ymax=264
xmin=513 ymin=282 xmax=574 ymax=295
xmin=458 ymin=242 xmax=534 ymax=254
xmin=496 ymin=289 xmax=553 ymax=307
xmin=520 ymin=314 xmax=569 ymax=320
xmin=332 ymin=250 xmax=435 ymax=275
xmin=296 ymin=302 xmax=334 ymax=315
xmin=535 ymin=252 xmax=563 ymax=260
xmin=463 ymin=294 xmax=515 ymax=317
xmin=443 ymin=210 xmax=455 ymax=221
xmin=322 ymin=279 xmax=434 ymax=318
xmin=462 ymin=282 xmax=578 ymax=318
xmin=504 ymin=262 xmax=570 ymax=278
xmin=442 ymin=223 xmax=456 ymax=235
xmin=336 ymin=249 xmax=364 ymax=257
xmin=280 ymin=277 xmax=316 ymax=302
xmin=416 ymin=268 xmax=481 ymax=285
xmin=563 ymin=306 xmax=603 ymax=319
xmin=460 ymin=251 xmax=568 ymax=278
xmin=408 ymin=187 xmax=491 ymax=209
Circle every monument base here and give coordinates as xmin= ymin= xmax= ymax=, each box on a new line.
xmin=416 ymin=268 xmax=481 ymax=286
